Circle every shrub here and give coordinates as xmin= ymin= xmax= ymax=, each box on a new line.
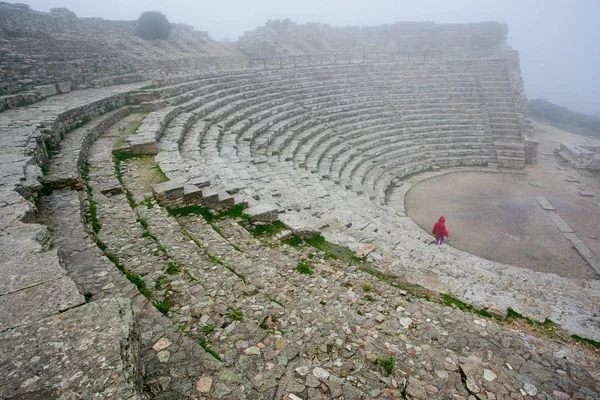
xmin=136 ymin=11 xmax=171 ymax=40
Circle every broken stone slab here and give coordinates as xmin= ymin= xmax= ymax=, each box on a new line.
xmin=152 ymin=181 xmax=184 ymax=202
xmin=129 ymin=136 xmax=157 ymax=155
xmin=188 ymin=177 xmax=211 ymax=188
xmin=200 ymin=188 xmax=219 ymax=205
xmin=183 ymin=184 xmax=204 ymax=203
xmin=0 ymin=276 xmax=84 ymax=331
xmin=217 ymin=191 xmax=235 ymax=207
xmin=35 ymin=84 xmax=58 ymax=97
xmin=233 ymin=194 xmax=250 ymax=208
xmin=0 ymin=298 xmax=142 ymax=399
xmin=580 ymin=191 xmax=594 ymax=197
xmin=245 ymin=204 xmax=281 ymax=223
xmin=278 ymin=212 xmax=321 ymax=238
xmin=529 ymin=182 xmax=548 ymax=189
xmin=0 ymin=222 xmax=51 ymax=255
xmin=563 ymin=233 xmax=600 ymax=274
xmin=535 ymin=196 xmax=555 ymax=211
xmin=565 ymin=177 xmax=580 ymax=183
xmin=549 ymin=213 xmax=574 ymax=233
xmin=0 ymin=250 xmax=69 ymax=295
xmin=55 ymin=81 xmax=72 ymax=94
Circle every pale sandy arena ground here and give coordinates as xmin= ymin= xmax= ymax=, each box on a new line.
xmin=398 ymin=121 xmax=600 ymax=280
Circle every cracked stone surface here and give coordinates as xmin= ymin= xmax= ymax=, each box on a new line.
xmin=0 ymin=298 xmax=142 ymax=399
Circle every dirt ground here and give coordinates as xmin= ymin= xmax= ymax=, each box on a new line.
xmin=400 ymin=120 xmax=600 ymax=280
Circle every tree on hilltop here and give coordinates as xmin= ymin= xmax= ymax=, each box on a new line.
xmin=136 ymin=11 xmax=171 ymax=40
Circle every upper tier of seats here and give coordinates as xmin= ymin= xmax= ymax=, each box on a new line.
xmin=137 ymin=60 xmax=527 ymax=198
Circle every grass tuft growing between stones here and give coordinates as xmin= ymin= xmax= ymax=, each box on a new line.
xmin=168 ymin=203 xmax=248 ymax=224
xmin=296 ymin=261 xmax=314 ymax=275
xmin=153 ymin=298 xmax=172 ymax=315
xmin=252 ymin=220 xmax=286 ymax=237
xmin=198 ymin=338 xmax=221 ymax=360
xmin=153 ymin=162 xmax=169 ymax=182
xmin=166 ymin=262 xmax=182 ymax=275
xmin=65 ymin=116 xmax=90 ymax=134
xmin=281 ymin=235 xmax=303 ymax=247
xmin=81 ymin=160 xmax=101 ymax=233
xmin=154 ymin=276 xmax=171 ymax=289
xmin=572 ymin=335 xmax=600 ymax=350
xmin=139 ymin=196 xmax=154 ymax=208
xmin=442 ymin=294 xmax=493 ymax=319
xmin=377 ymin=356 xmax=396 ymax=376
xmin=266 ymin=295 xmax=284 ymax=308
xmin=228 ymin=308 xmax=244 ymax=321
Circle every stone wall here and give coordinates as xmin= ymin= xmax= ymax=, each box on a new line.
xmin=0 ymin=2 xmax=249 ymax=97
xmin=504 ymin=49 xmax=538 ymax=163
xmin=238 ymin=20 xmax=508 ymax=58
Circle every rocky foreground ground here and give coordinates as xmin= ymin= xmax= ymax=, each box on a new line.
xmin=25 ymin=113 xmax=599 ymax=399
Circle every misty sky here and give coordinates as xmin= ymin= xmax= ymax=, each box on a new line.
xmin=19 ymin=0 xmax=600 ymax=115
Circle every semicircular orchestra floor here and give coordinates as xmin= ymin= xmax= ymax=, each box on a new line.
xmin=396 ymin=122 xmax=600 ymax=280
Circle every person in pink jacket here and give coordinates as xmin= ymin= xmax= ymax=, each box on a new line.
xmin=432 ymin=216 xmax=449 ymax=246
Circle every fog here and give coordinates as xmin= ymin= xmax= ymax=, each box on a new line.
xmin=20 ymin=0 xmax=600 ymax=115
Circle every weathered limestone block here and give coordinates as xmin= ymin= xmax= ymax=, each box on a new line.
xmin=55 ymin=81 xmax=72 ymax=94
xmin=0 ymin=298 xmax=142 ymax=399
xmin=279 ymin=212 xmax=321 ymax=238
xmin=0 ymin=222 xmax=84 ymax=331
xmin=152 ymin=181 xmax=185 ymax=204
xmin=129 ymin=136 xmax=157 ymax=154
xmin=200 ymin=188 xmax=220 ymax=205
xmin=557 ymin=143 xmax=600 ymax=170
xmin=35 ymin=84 xmax=58 ymax=97
xmin=216 ymin=191 xmax=235 ymax=207
xmin=0 ymin=275 xmax=84 ymax=331
xmin=245 ymin=204 xmax=281 ymax=222
xmin=183 ymin=184 xmax=204 ymax=202
xmin=524 ymin=138 xmax=538 ymax=164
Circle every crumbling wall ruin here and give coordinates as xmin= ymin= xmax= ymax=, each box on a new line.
xmin=0 ymin=2 xmax=248 ymax=97
xmin=237 ymin=20 xmax=508 ymax=58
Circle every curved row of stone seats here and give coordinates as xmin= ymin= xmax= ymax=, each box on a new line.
xmin=43 ymin=107 xmax=135 ymax=189
xmin=317 ymin=117 xmax=485 ymax=180
xmin=0 ymin=81 xmax=152 ymax=229
xmin=152 ymin=66 xmax=396 ymax=165
xmin=144 ymin=61 xmax=516 ymax=204
xmin=0 ymin=73 xmax=152 ymax=112
xmin=134 ymin=67 xmax=381 ymax=155
xmin=0 ymin=82 xmax=170 ymax=398
xmin=144 ymin=63 xmax=503 ymax=207
xmin=303 ymin=120 xmax=486 ymax=177
xmin=32 ymin=107 xmax=231 ymax=398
